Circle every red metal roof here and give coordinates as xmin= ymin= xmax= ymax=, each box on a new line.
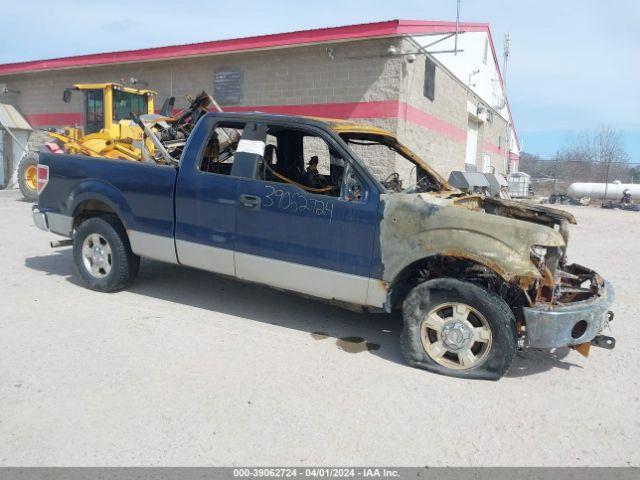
xmin=0 ymin=20 xmax=488 ymax=76
xmin=0 ymin=18 xmax=518 ymax=150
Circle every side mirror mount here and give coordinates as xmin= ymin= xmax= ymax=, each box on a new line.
xmin=62 ymin=88 xmax=72 ymax=103
xmin=342 ymin=163 xmax=366 ymax=202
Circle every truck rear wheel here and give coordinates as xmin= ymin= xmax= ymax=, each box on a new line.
xmin=73 ymin=216 xmax=140 ymax=292
xmin=401 ymin=278 xmax=517 ymax=380
xmin=18 ymin=153 xmax=39 ymax=202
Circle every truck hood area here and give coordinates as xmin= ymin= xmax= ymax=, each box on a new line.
xmin=481 ymin=197 xmax=576 ymax=226
xmin=415 ymin=191 xmax=576 ymax=229
xmin=379 ymin=193 xmax=567 ymax=284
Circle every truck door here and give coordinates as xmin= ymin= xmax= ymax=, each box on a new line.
xmin=234 ymin=123 xmax=383 ymax=307
xmin=174 ymin=117 xmax=257 ymax=276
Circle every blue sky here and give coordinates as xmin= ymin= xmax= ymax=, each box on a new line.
xmin=1 ymin=0 xmax=638 ymax=160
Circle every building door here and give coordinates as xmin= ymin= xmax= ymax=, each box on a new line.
xmin=482 ymin=154 xmax=492 ymax=173
xmin=0 ymin=131 xmax=5 ymax=187
xmin=465 ymin=119 xmax=479 ymax=167
xmin=1 ymin=130 xmax=13 ymax=188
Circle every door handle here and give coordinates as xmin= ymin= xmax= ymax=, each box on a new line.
xmin=239 ymin=194 xmax=261 ymax=210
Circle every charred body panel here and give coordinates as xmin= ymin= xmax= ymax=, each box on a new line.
xmin=377 ymin=192 xmax=614 ymax=351
xmin=378 ymin=193 xmax=564 ymax=284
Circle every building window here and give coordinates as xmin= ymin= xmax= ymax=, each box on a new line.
xmin=483 ymin=37 xmax=489 ymax=64
xmin=423 ymin=57 xmax=436 ymax=101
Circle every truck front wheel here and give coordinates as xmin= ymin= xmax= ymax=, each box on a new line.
xmin=401 ymin=278 xmax=517 ymax=380
xmin=73 ymin=216 xmax=140 ymax=292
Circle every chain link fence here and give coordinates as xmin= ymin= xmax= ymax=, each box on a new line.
xmin=518 ymin=156 xmax=640 ymax=197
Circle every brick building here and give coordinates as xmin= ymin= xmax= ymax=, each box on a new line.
xmin=0 ymin=20 xmax=520 ymax=181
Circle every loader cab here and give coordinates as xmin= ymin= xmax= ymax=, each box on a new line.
xmin=63 ymin=83 xmax=156 ymax=135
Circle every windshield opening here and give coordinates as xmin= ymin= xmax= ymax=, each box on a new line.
xmin=339 ymin=132 xmax=444 ymax=193
xmin=113 ymin=90 xmax=148 ymax=122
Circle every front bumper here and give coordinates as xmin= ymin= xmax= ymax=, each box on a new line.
xmin=523 ymin=280 xmax=615 ymax=349
xmin=32 ymin=206 xmax=73 ymax=237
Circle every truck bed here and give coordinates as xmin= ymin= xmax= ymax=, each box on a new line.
xmin=37 ymin=152 xmax=177 ymax=241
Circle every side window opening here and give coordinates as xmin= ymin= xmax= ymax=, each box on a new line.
xmin=303 ymin=136 xmax=330 ymax=176
xmin=342 ymin=137 xmax=417 ymax=188
xmin=263 ymin=133 xmax=279 ymax=172
xmin=256 ymin=125 xmax=348 ymax=198
xmin=198 ymin=122 xmax=243 ymax=175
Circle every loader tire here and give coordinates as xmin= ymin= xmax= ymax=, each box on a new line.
xmin=18 ymin=153 xmax=39 ymax=202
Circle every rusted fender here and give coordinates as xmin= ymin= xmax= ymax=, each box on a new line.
xmin=379 ymin=194 xmax=565 ymax=283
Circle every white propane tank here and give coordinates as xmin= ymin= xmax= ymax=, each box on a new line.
xmin=567 ymin=181 xmax=640 ymax=200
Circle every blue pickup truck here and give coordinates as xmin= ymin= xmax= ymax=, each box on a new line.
xmin=32 ymin=112 xmax=615 ymax=379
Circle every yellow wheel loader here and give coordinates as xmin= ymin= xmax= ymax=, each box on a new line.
xmin=19 ymin=83 xmax=217 ymax=201
xmin=49 ymin=82 xmax=158 ymax=161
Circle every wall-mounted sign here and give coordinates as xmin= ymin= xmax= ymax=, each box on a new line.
xmin=214 ymin=68 xmax=243 ymax=105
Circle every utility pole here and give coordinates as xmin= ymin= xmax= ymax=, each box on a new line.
xmin=454 ymin=0 xmax=461 ymax=55
xmin=603 ymin=160 xmax=612 ymax=202
xmin=503 ymin=33 xmax=511 ymax=173
xmin=553 ymin=156 xmax=560 ymax=195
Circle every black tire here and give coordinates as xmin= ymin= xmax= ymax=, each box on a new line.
xmin=73 ymin=216 xmax=140 ymax=292
xmin=401 ymin=278 xmax=517 ymax=380
xmin=17 ymin=152 xmax=39 ymax=202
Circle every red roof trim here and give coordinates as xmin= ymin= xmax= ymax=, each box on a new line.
xmin=483 ymin=27 xmax=520 ymax=150
xmin=0 ymin=20 xmax=488 ymax=76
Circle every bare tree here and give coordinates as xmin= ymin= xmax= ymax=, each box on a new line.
xmin=559 ymin=126 xmax=630 ymax=164
xmin=518 ymin=127 xmax=634 ymax=196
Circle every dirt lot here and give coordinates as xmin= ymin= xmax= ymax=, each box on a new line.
xmin=0 ymin=188 xmax=638 ymax=466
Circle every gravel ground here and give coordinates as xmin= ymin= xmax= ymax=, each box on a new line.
xmin=0 ymin=188 xmax=638 ymax=466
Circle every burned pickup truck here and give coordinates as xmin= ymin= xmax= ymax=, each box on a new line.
xmin=32 ymin=112 xmax=615 ymax=379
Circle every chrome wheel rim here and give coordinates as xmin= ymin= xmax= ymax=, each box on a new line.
xmin=81 ymin=233 xmax=113 ymax=278
xmin=420 ymin=302 xmax=493 ymax=370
